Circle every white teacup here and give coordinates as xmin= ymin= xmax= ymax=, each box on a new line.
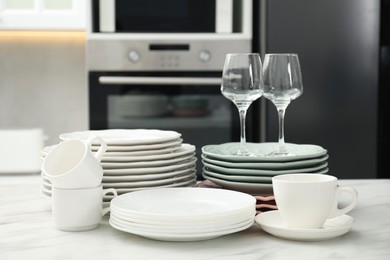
xmin=42 ymin=135 xmax=107 ymax=189
xmin=272 ymin=174 xmax=358 ymax=229
xmin=52 ymin=185 xmax=117 ymax=231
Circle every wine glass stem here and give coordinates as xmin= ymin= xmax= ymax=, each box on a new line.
xmin=239 ymin=108 xmax=248 ymax=146
xmin=277 ymin=107 xmax=287 ymax=153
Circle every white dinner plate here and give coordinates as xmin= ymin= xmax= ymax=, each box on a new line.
xmin=102 ymin=167 xmax=195 ymax=182
xmin=203 ymin=160 xmax=329 ymax=176
xmin=110 ymin=187 xmax=256 ymax=221
xmin=110 ymin=214 xmax=254 ymax=234
xmin=103 ymin=158 xmax=197 ymax=175
xmin=60 ymin=129 xmax=181 ymax=145
xmin=92 ymin=138 xmax=183 ymax=152
xmin=102 ymin=171 xmax=195 ymax=188
xmin=110 ymin=206 xmax=255 ymax=226
xmin=100 ymin=145 xmax=181 ymax=157
xmin=201 ymin=154 xmax=329 ymax=170
xmin=255 ymin=210 xmax=354 ymax=241
xmin=202 ymin=143 xmax=327 ymax=162
xmin=109 ymin=216 xmax=253 ymax=242
xmin=101 ymin=153 xmax=195 ymax=169
xmin=101 ymin=143 xmax=195 ymax=162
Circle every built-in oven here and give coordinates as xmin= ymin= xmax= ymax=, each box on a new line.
xmin=87 ymin=0 xmax=256 ymax=178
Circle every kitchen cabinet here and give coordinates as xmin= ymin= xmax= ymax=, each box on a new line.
xmin=0 ymin=0 xmax=86 ymax=30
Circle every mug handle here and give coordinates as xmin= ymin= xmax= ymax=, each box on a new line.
xmin=102 ymin=188 xmax=118 ymax=216
xmin=329 ymin=187 xmax=358 ymax=219
xmin=85 ymin=135 xmax=107 ymax=162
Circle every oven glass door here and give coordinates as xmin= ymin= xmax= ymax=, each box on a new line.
xmin=89 ymin=72 xmax=257 ymax=178
xmin=115 ymin=0 xmax=215 ymax=33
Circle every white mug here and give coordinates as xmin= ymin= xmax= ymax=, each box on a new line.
xmin=42 ymin=135 xmax=107 ymax=189
xmin=272 ymin=174 xmax=358 ymax=229
xmin=52 ymin=185 xmax=117 ymax=231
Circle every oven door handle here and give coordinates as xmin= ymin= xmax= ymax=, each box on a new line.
xmin=98 ymin=76 xmax=222 ymax=85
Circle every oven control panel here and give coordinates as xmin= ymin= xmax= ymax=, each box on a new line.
xmin=87 ymin=38 xmax=251 ymax=71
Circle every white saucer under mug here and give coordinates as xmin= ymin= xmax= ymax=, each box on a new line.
xmin=255 ymin=210 xmax=354 ymax=241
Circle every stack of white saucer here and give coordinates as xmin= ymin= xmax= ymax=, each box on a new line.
xmin=201 ymin=142 xmax=329 ymax=195
xmin=40 ymin=129 xmax=197 ymax=201
xmin=109 ymin=187 xmax=256 ymax=241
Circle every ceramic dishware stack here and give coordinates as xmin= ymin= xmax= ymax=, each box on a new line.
xmin=109 ymin=187 xmax=256 ymax=241
xmin=201 ymin=142 xmax=328 ymax=196
xmin=40 ymin=129 xmax=198 ymax=203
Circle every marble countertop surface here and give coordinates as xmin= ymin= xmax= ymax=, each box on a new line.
xmin=0 ymin=175 xmax=389 ymax=260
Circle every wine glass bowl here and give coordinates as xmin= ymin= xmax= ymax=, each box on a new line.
xmin=221 ymin=53 xmax=263 ymax=156
xmin=263 ymin=53 xmax=303 ymax=156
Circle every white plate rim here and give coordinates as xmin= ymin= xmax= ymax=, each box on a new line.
xmin=102 ymin=172 xmax=195 ymax=188
xmin=102 ymin=166 xmax=196 ymax=182
xmin=110 ymin=187 xmax=256 ymax=219
xmin=101 ymin=143 xmax=195 ymax=162
xmin=59 ymin=129 xmax=181 ymax=145
xmin=103 ymin=158 xmax=197 ymax=175
xmin=101 ymin=153 xmax=195 ymax=169
xmin=93 ymin=138 xmax=183 ymax=152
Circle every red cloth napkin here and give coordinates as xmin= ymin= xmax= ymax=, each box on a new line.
xmin=196 ymin=180 xmax=277 ymax=214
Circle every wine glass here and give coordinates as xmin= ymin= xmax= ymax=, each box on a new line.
xmin=221 ymin=53 xmax=263 ymax=156
xmin=263 ymin=53 xmax=303 ymax=156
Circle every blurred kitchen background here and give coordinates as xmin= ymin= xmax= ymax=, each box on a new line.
xmin=0 ymin=0 xmax=388 ymax=179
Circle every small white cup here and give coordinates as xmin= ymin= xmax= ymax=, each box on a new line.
xmin=52 ymin=185 xmax=117 ymax=231
xmin=42 ymin=135 xmax=107 ymax=189
xmin=272 ymin=174 xmax=358 ymax=229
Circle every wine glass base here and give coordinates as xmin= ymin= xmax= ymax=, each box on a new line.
xmin=232 ymin=145 xmax=257 ymax=157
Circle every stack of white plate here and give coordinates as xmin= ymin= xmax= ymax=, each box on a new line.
xmin=109 ymin=187 xmax=256 ymax=241
xmin=40 ymin=129 xmax=197 ymax=201
xmin=201 ymin=142 xmax=328 ymax=196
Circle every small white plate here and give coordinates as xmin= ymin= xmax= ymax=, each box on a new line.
xmin=201 ymin=154 xmax=329 ymax=170
xmin=103 ymin=158 xmax=197 ymax=175
xmin=101 ymin=145 xmax=181 ymax=157
xmin=202 ymin=143 xmax=327 ymax=162
xmin=102 ymin=171 xmax=195 ymax=188
xmin=93 ymin=138 xmax=183 ymax=152
xmin=255 ymin=210 xmax=354 ymax=241
xmin=101 ymin=143 xmax=195 ymax=162
xmin=101 ymin=153 xmax=195 ymax=169
xmin=59 ymin=129 xmax=181 ymax=145
xmin=203 ymin=160 xmax=329 ymax=176
xmin=102 ymin=167 xmax=195 ymax=182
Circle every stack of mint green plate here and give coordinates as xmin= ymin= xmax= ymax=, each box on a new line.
xmin=201 ymin=142 xmax=328 ymax=196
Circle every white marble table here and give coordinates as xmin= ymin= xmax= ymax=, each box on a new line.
xmin=0 ymin=175 xmax=389 ymax=260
